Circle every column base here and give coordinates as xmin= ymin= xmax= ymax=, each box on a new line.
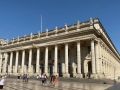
xmin=90 ymin=73 xmax=97 ymax=79
xmin=76 ymin=73 xmax=83 ymax=78
xmin=72 ymin=73 xmax=76 ymax=78
xmin=53 ymin=73 xmax=59 ymax=77
xmin=63 ymin=73 xmax=70 ymax=78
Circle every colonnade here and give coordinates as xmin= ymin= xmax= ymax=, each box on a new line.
xmin=99 ymin=43 xmax=120 ymax=79
xmin=0 ymin=39 xmax=120 ymax=79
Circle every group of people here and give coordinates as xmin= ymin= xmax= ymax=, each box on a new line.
xmin=36 ymin=74 xmax=58 ymax=86
xmin=50 ymin=75 xmax=58 ymax=86
xmin=38 ymin=74 xmax=47 ymax=85
xmin=23 ymin=74 xmax=29 ymax=82
xmin=17 ymin=74 xmax=29 ymax=82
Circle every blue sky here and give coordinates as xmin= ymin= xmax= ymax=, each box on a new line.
xmin=0 ymin=0 xmax=120 ymax=54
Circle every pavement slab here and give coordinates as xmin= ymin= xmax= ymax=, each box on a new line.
xmin=3 ymin=78 xmax=120 ymax=90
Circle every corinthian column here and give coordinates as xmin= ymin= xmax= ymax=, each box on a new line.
xmin=91 ymin=39 xmax=96 ymax=78
xmin=28 ymin=49 xmax=32 ymax=74
xmin=76 ymin=40 xmax=82 ymax=78
xmin=9 ymin=52 xmax=13 ymax=73
xmin=14 ymin=51 xmax=19 ymax=74
xmin=21 ymin=50 xmax=25 ymax=74
xmin=63 ymin=43 xmax=70 ymax=78
xmin=44 ymin=46 xmax=48 ymax=75
xmin=3 ymin=53 xmax=8 ymax=74
xmin=99 ymin=44 xmax=102 ymax=75
xmin=36 ymin=48 xmax=40 ymax=74
xmin=54 ymin=44 xmax=58 ymax=75
xmin=95 ymin=42 xmax=100 ymax=74
xmin=0 ymin=54 xmax=2 ymax=74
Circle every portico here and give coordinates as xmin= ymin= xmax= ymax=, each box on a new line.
xmin=0 ymin=18 xmax=120 ymax=79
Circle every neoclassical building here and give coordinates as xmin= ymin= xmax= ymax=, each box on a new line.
xmin=0 ymin=18 xmax=120 ymax=79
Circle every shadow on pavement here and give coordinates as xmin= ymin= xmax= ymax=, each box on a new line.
xmin=105 ymin=83 xmax=120 ymax=90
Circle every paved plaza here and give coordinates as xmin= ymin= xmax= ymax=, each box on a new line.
xmin=3 ymin=78 xmax=120 ymax=90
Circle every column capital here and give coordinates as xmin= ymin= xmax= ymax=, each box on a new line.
xmin=76 ymin=40 xmax=81 ymax=43
xmin=90 ymin=38 xmax=95 ymax=41
xmin=64 ymin=42 xmax=68 ymax=44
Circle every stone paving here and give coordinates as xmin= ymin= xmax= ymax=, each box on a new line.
xmin=3 ymin=78 xmax=120 ymax=90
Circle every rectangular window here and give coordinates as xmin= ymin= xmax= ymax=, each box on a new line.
xmin=58 ymin=50 xmax=60 ymax=57
xmin=34 ymin=53 xmax=36 ymax=60
xmin=88 ymin=46 xmax=91 ymax=53
xmin=48 ymin=51 xmax=51 ymax=59
xmin=41 ymin=52 xmax=43 ymax=60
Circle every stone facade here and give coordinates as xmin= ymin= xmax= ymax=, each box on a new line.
xmin=0 ymin=18 xmax=120 ymax=79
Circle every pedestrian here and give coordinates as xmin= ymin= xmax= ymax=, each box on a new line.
xmin=0 ymin=76 xmax=5 ymax=90
xmin=37 ymin=74 xmax=39 ymax=80
xmin=39 ymin=74 xmax=41 ymax=81
xmin=20 ymin=74 xmax=21 ymax=79
xmin=25 ymin=74 xmax=27 ymax=82
xmin=53 ymin=75 xmax=55 ymax=85
xmin=18 ymin=74 xmax=20 ymax=81
xmin=54 ymin=75 xmax=58 ymax=86
xmin=44 ymin=74 xmax=47 ymax=84
xmin=0 ymin=74 xmax=2 ymax=78
xmin=27 ymin=74 xmax=29 ymax=82
xmin=86 ymin=73 xmax=88 ymax=78
xmin=50 ymin=75 xmax=52 ymax=83
xmin=41 ymin=74 xmax=45 ymax=85
xmin=8 ymin=73 xmax=10 ymax=78
xmin=23 ymin=74 xmax=26 ymax=82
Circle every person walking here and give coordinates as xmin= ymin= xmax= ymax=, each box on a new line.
xmin=18 ymin=74 xmax=20 ymax=81
xmin=39 ymin=74 xmax=41 ymax=81
xmin=0 ymin=74 xmax=2 ymax=78
xmin=44 ymin=74 xmax=47 ymax=84
xmin=54 ymin=75 xmax=58 ymax=86
xmin=0 ymin=77 xmax=5 ymax=90
xmin=52 ymin=75 xmax=55 ymax=85
xmin=37 ymin=75 xmax=39 ymax=80
xmin=41 ymin=74 xmax=45 ymax=85
xmin=50 ymin=75 xmax=52 ymax=83
xmin=27 ymin=74 xmax=29 ymax=82
xmin=8 ymin=73 xmax=10 ymax=78
xmin=23 ymin=74 xmax=26 ymax=82
xmin=25 ymin=74 xmax=27 ymax=82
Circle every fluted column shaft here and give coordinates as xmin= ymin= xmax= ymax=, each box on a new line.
xmin=91 ymin=39 xmax=96 ymax=74
xmin=99 ymin=45 xmax=102 ymax=73
xmin=44 ymin=46 xmax=48 ymax=74
xmin=77 ymin=41 xmax=81 ymax=74
xmin=15 ymin=51 xmax=19 ymax=73
xmin=65 ymin=43 xmax=68 ymax=73
xmin=3 ymin=53 xmax=8 ymax=73
xmin=22 ymin=50 xmax=25 ymax=73
xmin=54 ymin=45 xmax=58 ymax=74
xmin=36 ymin=48 xmax=40 ymax=73
xmin=9 ymin=52 xmax=13 ymax=73
xmin=0 ymin=54 xmax=2 ymax=73
xmin=29 ymin=49 xmax=32 ymax=73
xmin=95 ymin=42 xmax=100 ymax=73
